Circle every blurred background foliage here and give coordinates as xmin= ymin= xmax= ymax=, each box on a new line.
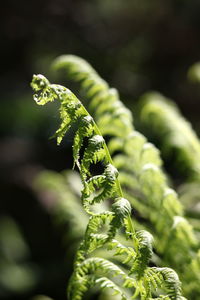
xmin=1 ymin=0 xmax=200 ymax=299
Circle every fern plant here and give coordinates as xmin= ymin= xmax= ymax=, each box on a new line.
xmin=50 ymin=55 xmax=200 ymax=298
xmin=138 ymin=92 xmax=200 ymax=182
xmin=31 ymin=73 xmax=185 ymax=300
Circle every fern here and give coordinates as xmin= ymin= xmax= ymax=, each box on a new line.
xmin=138 ymin=91 xmax=200 ymax=181
xmin=31 ymin=74 xmax=185 ymax=300
xmin=50 ymin=55 xmax=200 ymax=299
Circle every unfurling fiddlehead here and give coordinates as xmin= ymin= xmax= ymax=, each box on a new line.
xmin=31 ymin=74 xmax=185 ymax=300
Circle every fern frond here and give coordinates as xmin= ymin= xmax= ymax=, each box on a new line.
xmin=68 ymin=257 xmax=135 ymax=300
xmin=138 ymin=91 xmax=200 ymax=181
xmin=31 ymin=72 xmax=186 ymax=299
xmin=50 ymin=55 xmax=199 ymax=299
xmin=145 ymin=267 xmax=185 ymax=300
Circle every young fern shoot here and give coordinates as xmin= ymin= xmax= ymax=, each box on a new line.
xmin=31 ymin=74 xmax=185 ymax=300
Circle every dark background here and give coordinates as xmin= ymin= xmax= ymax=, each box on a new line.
xmin=1 ymin=1 xmax=200 ymax=299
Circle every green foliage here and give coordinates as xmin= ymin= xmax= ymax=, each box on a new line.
xmin=138 ymin=92 xmax=200 ymax=181
xmin=31 ymin=71 xmax=185 ymax=300
xmin=50 ymin=55 xmax=200 ymax=298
